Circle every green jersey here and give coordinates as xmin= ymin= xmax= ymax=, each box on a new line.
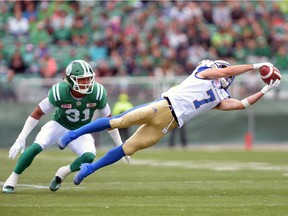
xmin=48 ymin=81 xmax=107 ymax=130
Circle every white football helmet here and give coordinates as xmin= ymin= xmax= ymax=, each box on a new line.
xmin=215 ymin=60 xmax=235 ymax=89
xmin=66 ymin=60 xmax=95 ymax=94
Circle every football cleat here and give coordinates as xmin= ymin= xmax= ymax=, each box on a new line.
xmin=58 ymin=131 xmax=77 ymax=150
xmin=73 ymin=163 xmax=94 ymax=185
xmin=49 ymin=176 xmax=62 ymax=192
xmin=3 ymin=172 xmax=18 ymax=193
xmin=2 ymin=185 xmax=14 ymax=193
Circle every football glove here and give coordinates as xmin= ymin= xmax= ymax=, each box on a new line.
xmin=9 ymin=138 xmax=26 ymax=159
xmin=253 ymin=62 xmax=273 ymax=70
xmin=261 ymin=79 xmax=280 ymax=95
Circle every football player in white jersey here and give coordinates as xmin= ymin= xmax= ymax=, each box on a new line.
xmin=58 ymin=59 xmax=280 ymax=185
xmin=3 ymin=60 xmax=129 ymax=194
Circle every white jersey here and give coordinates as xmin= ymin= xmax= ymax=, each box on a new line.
xmin=161 ymin=60 xmax=230 ymax=127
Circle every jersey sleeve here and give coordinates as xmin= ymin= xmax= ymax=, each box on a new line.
xmin=96 ymin=83 xmax=107 ymax=109
xmin=99 ymin=104 xmax=111 ymax=117
xmin=39 ymin=98 xmax=54 ymax=114
xmin=48 ymin=83 xmax=60 ymax=106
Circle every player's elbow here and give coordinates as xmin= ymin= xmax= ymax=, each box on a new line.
xmin=229 ymin=101 xmax=245 ymax=110
xmin=222 ymin=103 xmax=245 ymax=111
xmin=236 ymin=104 xmax=246 ymax=110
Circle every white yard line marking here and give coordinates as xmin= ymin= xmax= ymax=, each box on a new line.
xmin=132 ymin=159 xmax=288 ymax=172
xmin=0 ymin=182 xmax=85 ymax=190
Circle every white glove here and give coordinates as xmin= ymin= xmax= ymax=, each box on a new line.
xmin=261 ymin=79 xmax=280 ymax=94
xmin=9 ymin=138 xmax=26 ymax=159
xmin=122 ymin=156 xmax=131 ymax=164
xmin=253 ymin=62 xmax=274 ymax=70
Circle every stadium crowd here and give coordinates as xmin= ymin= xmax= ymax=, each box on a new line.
xmin=0 ymin=0 xmax=287 ymax=80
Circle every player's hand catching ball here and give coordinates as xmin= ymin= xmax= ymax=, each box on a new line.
xmin=261 ymin=79 xmax=281 ymax=95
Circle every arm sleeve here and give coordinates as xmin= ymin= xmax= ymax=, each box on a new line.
xmin=39 ymin=98 xmax=54 ymax=114
xmin=18 ymin=116 xmax=39 ymax=140
xmin=98 ymin=104 xmax=111 ymax=117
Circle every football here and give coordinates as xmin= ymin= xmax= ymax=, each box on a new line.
xmin=259 ymin=65 xmax=281 ymax=84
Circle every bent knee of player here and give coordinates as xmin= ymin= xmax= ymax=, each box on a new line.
xmin=110 ymin=116 xmax=131 ymax=129
xmin=81 ymin=152 xmax=96 ymax=163
xmin=122 ymin=138 xmax=158 ymax=156
xmin=122 ymin=141 xmax=138 ymax=156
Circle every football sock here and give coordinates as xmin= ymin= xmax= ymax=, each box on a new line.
xmin=74 ymin=117 xmax=112 ymax=137
xmin=3 ymin=172 xmax=20 ymax=187
xmin=14 ymin=143 xmax=42 ymax=174
xmin=70 ymin=152 xmax=95 ymax=172
xmin=55 ymin=165 xmax=71 ymax=180
xmin=91 ymin=145 xmax=125 ymax=171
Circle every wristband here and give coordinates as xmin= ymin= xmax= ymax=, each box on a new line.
xmin=241 ymin=98 xmax=251 ymax=108
xmin=260 ymin=86 xmax=269 ymax=95
xmin=108 ymin=128 xmax=123 ymax=146
xmin=253 ymin=62 xmax=273 ymax=70
xmin=252 ymin=63 xmax=262 ymax=70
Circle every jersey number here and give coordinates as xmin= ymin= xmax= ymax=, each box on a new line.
xmin=193 ymin=89 xmax=216 ymax=109
xmin=66 ymin=109 xmax=90 ymax=122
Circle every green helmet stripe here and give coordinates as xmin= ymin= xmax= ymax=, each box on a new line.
xmin=77 ymin=60 xmax=89 ymax=75
xmin=84 ymin=62 xmax=90 ymax=74
xmin=87 ymin=64 xmax=93 ymax=73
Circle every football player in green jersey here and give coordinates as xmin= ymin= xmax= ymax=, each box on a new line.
xmin=3 ymin=60 xmax=130 ymax=193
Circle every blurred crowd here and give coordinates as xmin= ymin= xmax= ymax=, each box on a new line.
xmin=0 ymin=0 xmax=287 ymax=80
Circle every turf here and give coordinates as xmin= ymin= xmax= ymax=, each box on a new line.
xmin=1 ymin=147 xmax=288 ymax=216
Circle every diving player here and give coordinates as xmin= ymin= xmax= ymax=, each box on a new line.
xmin=58 ymin=59 xmax=280 ymax=185
xmin=3 ymin=60 xmax=130 ymax=193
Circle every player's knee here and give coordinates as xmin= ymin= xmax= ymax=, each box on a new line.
xmin=122 ymin=147 xmax=136 ymax=156
xmin=122 ymin=141 xmax=138 ymax=156
xmin=29 ymin=143 xmax=43 ymax=154
xmin=80 ymin=152 xmax=96 ymax=163
xmin=111 ymin=117 xmax=129 ymax=129
xmin=123 ymin=136 xmax=160 ymax=156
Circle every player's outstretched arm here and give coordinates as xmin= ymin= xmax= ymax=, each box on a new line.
xmin=9 ymin=105 xmax=45 ymax=159
xmin=215 ymin=79 xmax=280 ymax=111
xmin=199 ymin=62 xmax=273 ymax=80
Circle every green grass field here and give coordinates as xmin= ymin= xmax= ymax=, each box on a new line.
xmin=1 ymin=147 xmax=288 ymax=216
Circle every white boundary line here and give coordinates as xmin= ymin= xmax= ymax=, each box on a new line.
xmin=132 ymin=159 xmax=288 ymax=172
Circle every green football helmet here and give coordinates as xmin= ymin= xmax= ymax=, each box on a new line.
xmin=65 ymin=60 xmax=95 ymax=94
